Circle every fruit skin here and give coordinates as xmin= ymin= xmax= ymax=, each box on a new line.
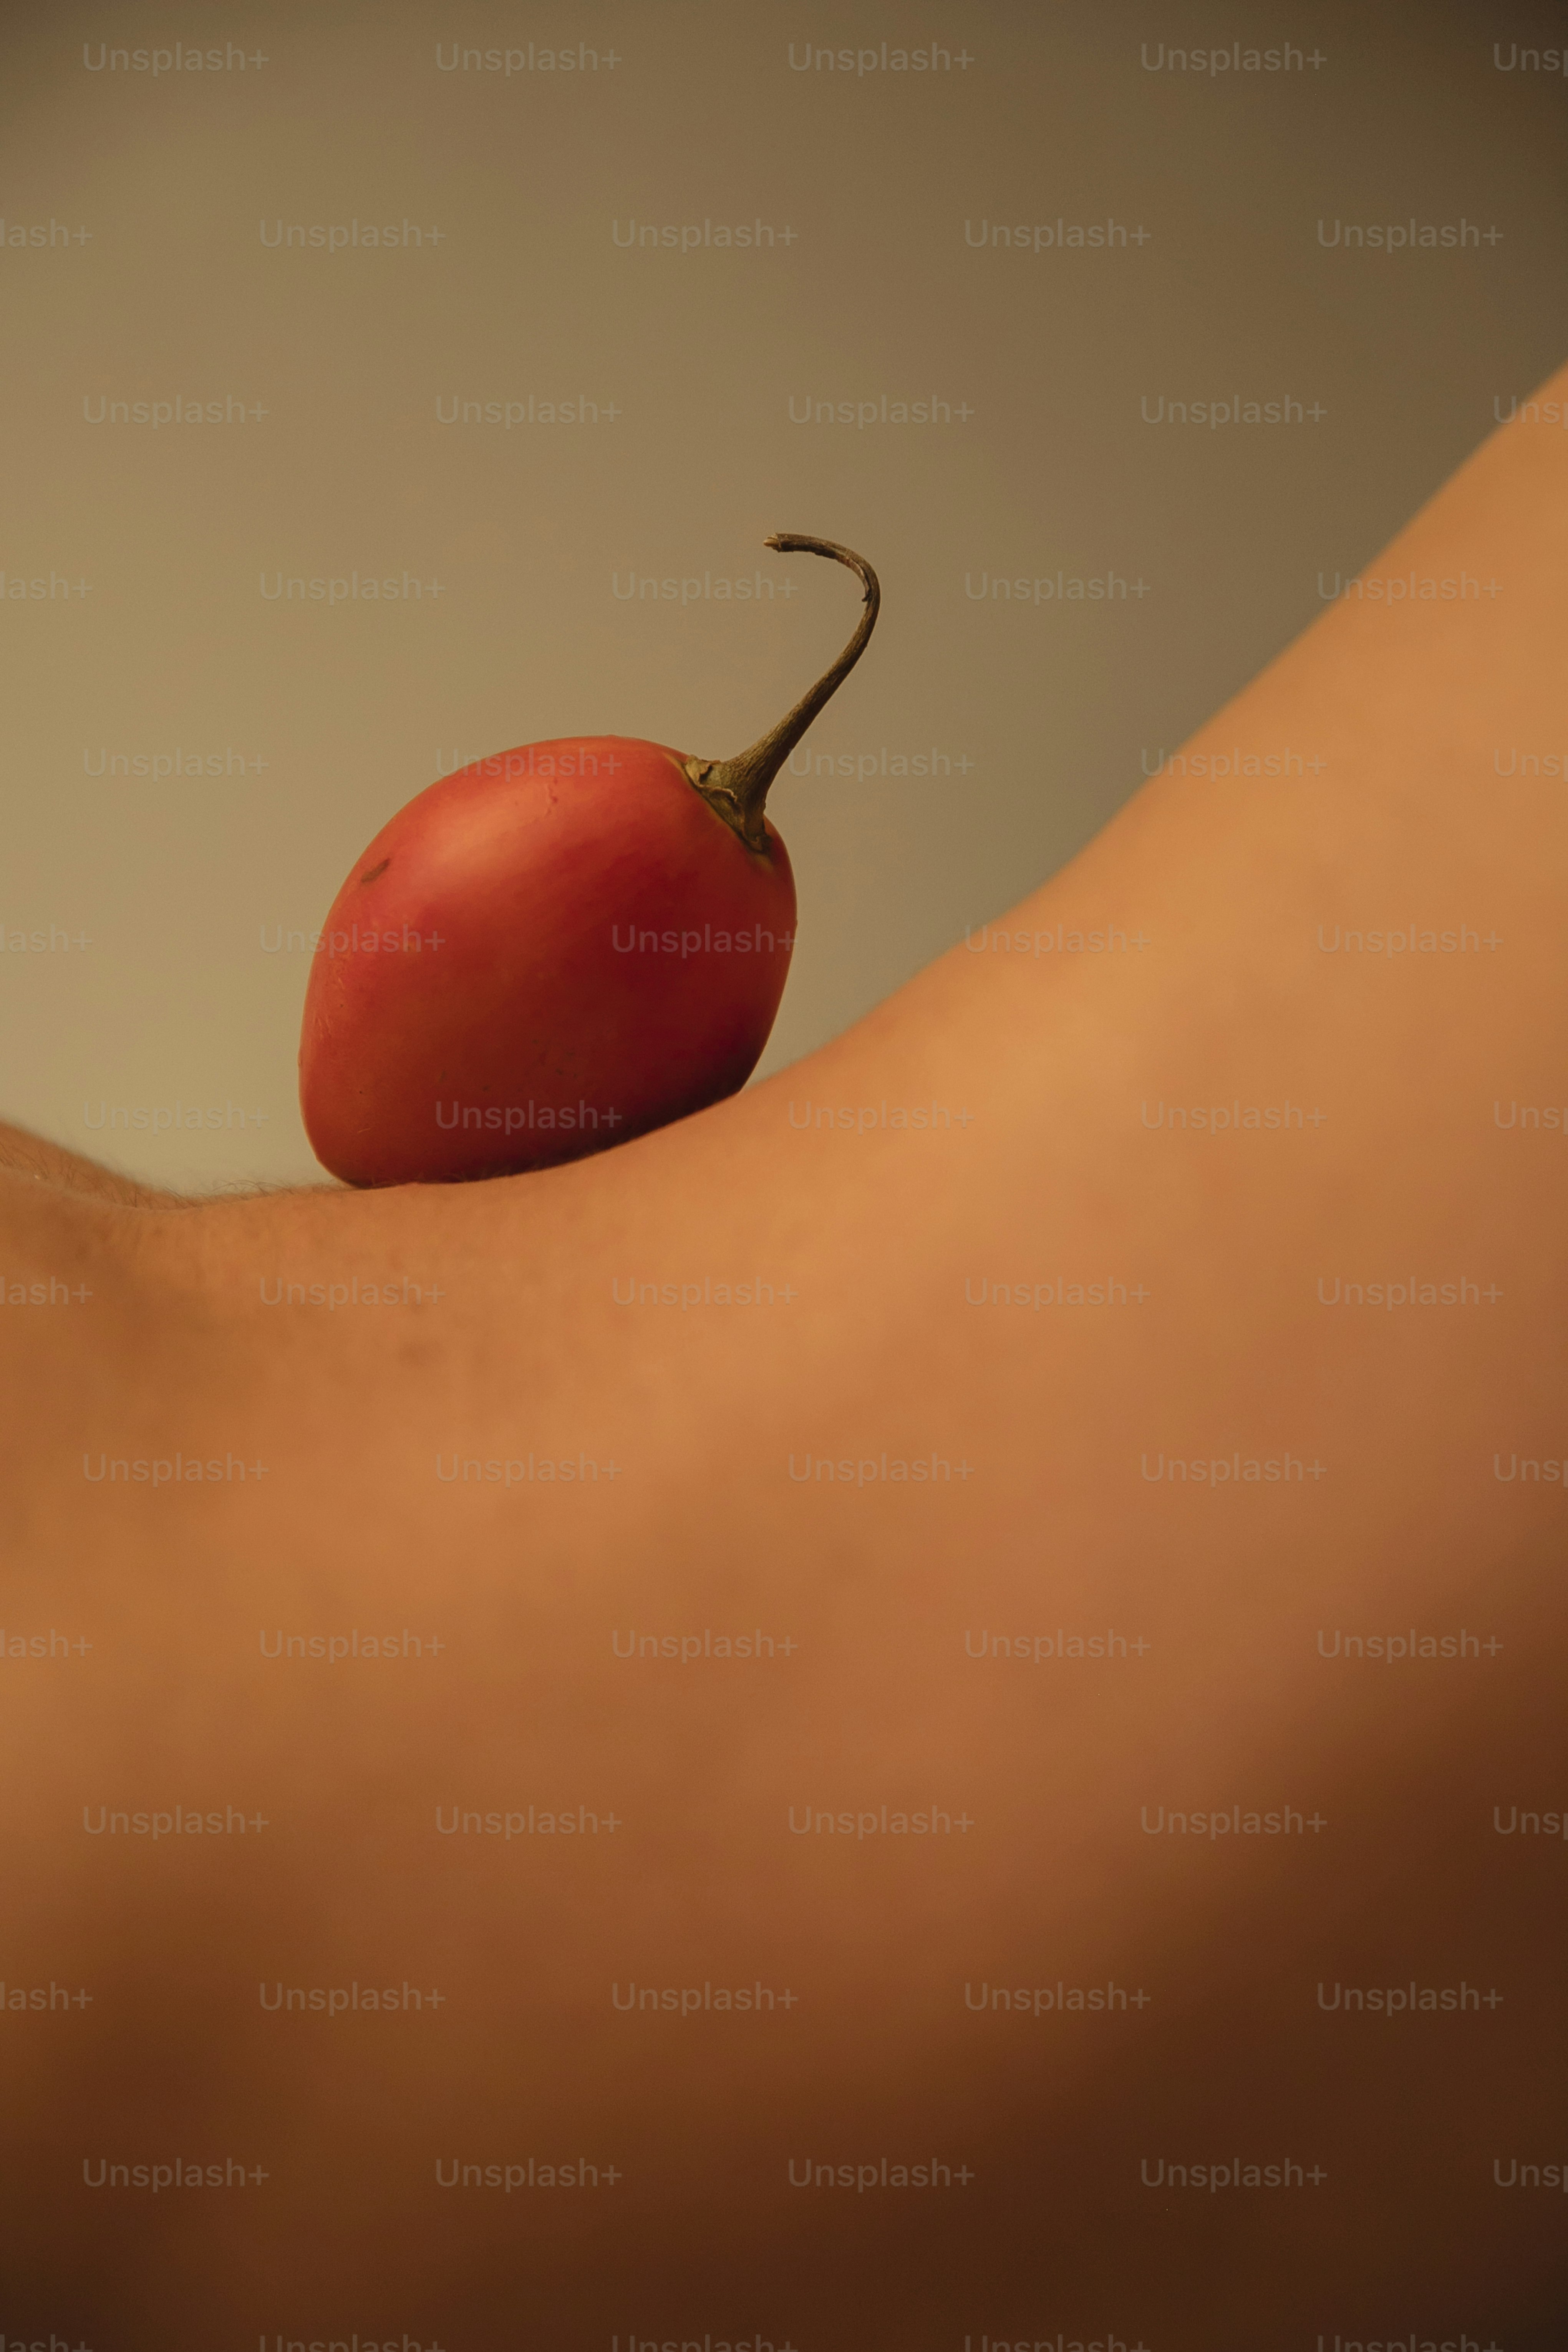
xmin=300 ymin=736 xmax=796 ymax=1187
xmin=299 ymin=536 xmax=878 ymax=1188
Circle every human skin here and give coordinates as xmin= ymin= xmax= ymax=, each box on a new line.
xmin=4 ymin=366 xmax=1568 ymax=2349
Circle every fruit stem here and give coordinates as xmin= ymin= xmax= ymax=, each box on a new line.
xmin=684 ymin=535 xmax=880 ymax=852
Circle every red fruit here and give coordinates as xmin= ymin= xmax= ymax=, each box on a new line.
xmin=299 ymin=535 xmax=880 ymax=1186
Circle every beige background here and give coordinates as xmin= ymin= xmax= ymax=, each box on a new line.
xmin=3 ymin=0 xmax=1566 ymax=1186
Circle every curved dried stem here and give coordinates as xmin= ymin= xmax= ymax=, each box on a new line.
xmin=683 ymin=534 xmax=881 ymax=852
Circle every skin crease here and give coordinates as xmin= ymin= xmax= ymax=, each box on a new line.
xmin=4 ymin=368 xmax=1568 ymax=2347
